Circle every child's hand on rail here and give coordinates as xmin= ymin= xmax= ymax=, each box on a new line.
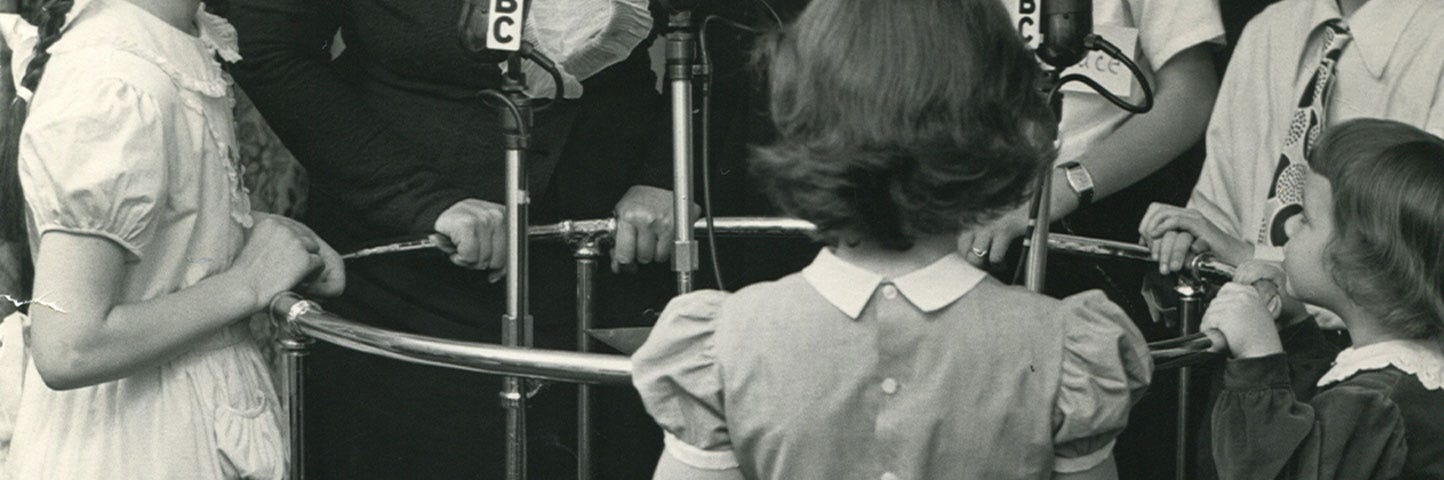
xmin=1200 ymin=283 xmax=1283 ymax=359
xmin=236 ymin=213 xmax=346 ymax=310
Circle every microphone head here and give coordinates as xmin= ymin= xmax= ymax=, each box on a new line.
xmin=1038 ymin=0 xmax=1092 ymax=68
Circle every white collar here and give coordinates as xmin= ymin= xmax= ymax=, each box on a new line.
xmin=801 ymin=248 xmax=987 ymax=320
xmin=1318 ymin=339 xmax=1444 ymax=391
xmin=1304 ymin=0 xmax=1424 ymax=78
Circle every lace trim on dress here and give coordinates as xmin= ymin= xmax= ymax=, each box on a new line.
xmin=48 ymin=36 xmax=253 ymax=226
xmin=1318 ymin=340 xmax=1444 ymax=391
xmin=195 ymin=6 xmax=242 ymax=64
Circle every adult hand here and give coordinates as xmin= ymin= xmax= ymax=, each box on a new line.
xmin=434 ymin=199 xmax=507 ymax=271
xmin=956 ymin=206 xmax=1030 ymax=267
xmin=1138 ymin=203 xmax=1253 ymax=275
xmin=612 ymin=186 xmax=697 ymax=274
xmin=1200 ymin=283 xmax=1284 ymax=359
xmin=235 ymin=213 xmax=345 ymax=309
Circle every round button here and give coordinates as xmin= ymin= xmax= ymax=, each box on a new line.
xmin=881 ymin=378 xmax=899 ymax=394
xmin=881 ymin=285 xmax=899 ymax=299
xmin=881 ymin=473 xmax=899 ymax=480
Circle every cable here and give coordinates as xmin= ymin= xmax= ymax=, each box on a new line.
xmin=695 ymin=15 xmax=766 ymax=291
xmin=478 ymin=89 xmax=528 ymax=138
xmin=519 ymin=41 xmax=566 ymax=102
xmin=1048 ymin=35 xmax=1154 ymax=114
xmin=752 ymin=0 xmax=782 ymax=26
xmin=1014 ymin=33 xmax=1156 ymax=286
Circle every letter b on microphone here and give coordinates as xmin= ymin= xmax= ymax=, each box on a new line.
xmin=486 ymin=0 xmax=524 ymax=51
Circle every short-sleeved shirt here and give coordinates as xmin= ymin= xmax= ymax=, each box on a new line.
xmin=1190 ymin=0 xmax=1444 ymax=261
xmin=1007 ymin=0 xmax=1225 ymax=164
xmin=1 ymin=1 xmax=285 ymax=478
xmin=632 ymin=249 xmax=1153 ymax=479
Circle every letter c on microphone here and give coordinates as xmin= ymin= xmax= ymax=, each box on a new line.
xmin=486 ymin=0 xmax=524 ymax=51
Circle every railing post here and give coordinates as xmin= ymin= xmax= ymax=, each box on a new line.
xmin=272 ymin=295 xmax=318 ymax=480
xmin=1174 ymin=281 xmax=1205 ymax=480
xmin=572 ymin=236 xmax=604 ymax=480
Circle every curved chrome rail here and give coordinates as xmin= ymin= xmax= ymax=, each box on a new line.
xmin=270 ymin=293 xmax=633 ymax=385
xmin=307 ymin=217 xmax=1235 ymax=480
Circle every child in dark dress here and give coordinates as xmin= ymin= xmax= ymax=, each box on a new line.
xmin=1202 ymin=118 xmax=1444 ymax=479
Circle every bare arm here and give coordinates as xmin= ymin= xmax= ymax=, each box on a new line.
xmin=1049 ymin=45 xmax=1219 ymax=217
xmin=960 ymin=45 xmax=1220 ymax=265
xmin=27 ymin=233 xmax=257 ymax=389
xmin=26 ymin=215 xmax=341 ymax=390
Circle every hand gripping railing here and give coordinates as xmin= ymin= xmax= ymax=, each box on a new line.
xmin=279 ymin=216 xmax=1232 ymax=480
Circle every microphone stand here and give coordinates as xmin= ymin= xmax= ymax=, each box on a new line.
xmin=664 ymin=4 xmax=700 ymax=294
xmin=1023 ymin=70 xmax=1064 ymax=292
xmin=495 ymin=53 xmax=534 ymax=480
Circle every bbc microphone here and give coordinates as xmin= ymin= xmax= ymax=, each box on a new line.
xmin=1037 ymin=0 xmax=1092 ymax=69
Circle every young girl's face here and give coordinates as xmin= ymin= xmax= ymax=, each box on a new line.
xmin=1282 ymin=172 xmax=1347 ymax=310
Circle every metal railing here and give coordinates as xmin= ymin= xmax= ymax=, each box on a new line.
xmin=273 ymin=216 xmax=1230 ymax=480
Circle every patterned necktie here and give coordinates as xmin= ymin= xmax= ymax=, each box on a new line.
xmin=1257 ymin=20 xmax=1351 ymax=248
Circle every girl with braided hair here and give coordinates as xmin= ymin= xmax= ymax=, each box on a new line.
xmin=0 ymin=0 xmax=345 ymax=477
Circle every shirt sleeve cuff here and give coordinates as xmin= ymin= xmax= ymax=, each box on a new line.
xmin=1054 ymin=439 xmax=1114 ymax=474
xmin=663 ymin=431 xmax=740 ymax=471
xmin=1222 ymin=353 xmax=1292 ymax=390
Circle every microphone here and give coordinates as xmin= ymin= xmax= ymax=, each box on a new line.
xmin=458 ymin=0 xmax=526 ymax=56
xmin=1037 ymin=0 xmax=1092 ymax=69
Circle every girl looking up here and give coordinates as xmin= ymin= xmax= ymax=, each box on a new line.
xmin=1203 ymin=118 xmax=1444 ymax=479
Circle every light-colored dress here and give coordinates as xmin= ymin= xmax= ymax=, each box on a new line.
xmin=632 ymin=249 xmax=1153 ymax=480
xmin=0 ymin=0 xmax=284 ymax=478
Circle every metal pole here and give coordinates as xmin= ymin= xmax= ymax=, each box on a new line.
xmin=498 ymin=55 xmax=534 ymax=480
xmin=1024 ymin=172 xmax=1053 ymax=292
xmin=273 ymin=297 xmax=317 ymax=480
xmin=1024 ymin=70 xmax=1064 ymax=293
xmin=666 ymin=11 xmax=698 ymax=294
xmin=573 ymin=238 xmax=603 ymax=480
xmin=1175 ymin=285 xmax=1203 ymax=480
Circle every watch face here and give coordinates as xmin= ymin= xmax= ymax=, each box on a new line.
xmin=1067 ymin=166 xmax=1093 ymax=190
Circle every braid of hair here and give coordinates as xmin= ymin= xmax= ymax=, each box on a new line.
xmin=1 ymin=0 xmax=74 ymax=247
xmin=19 ymin=0 xmax=73 ymax=91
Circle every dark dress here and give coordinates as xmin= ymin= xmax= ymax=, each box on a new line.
xmin=227 ymin=1 xmax=671 ymax=478
xmin=1211 ymin=342 xmax=1444 ymax=480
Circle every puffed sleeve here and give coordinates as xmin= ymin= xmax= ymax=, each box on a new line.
xmin=18 ymin=78 xmax=168 ymax=262
xmin=1052 ymin=291 xmax=1153 ymax=473
xmin=631 ymin=290 xmax=738 ymax=471
xmin=1210 ymin=355 xmax=1408 ymax=480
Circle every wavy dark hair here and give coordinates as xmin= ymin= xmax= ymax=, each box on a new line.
xmin=750 ymin=0 xmax=1055 ymax=251
xmin=1312 ymin=119 xmax=1444 ymax=340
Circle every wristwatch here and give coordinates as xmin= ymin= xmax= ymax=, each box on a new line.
xmin=1057 ymin=161 xmax=1095 ymax=207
